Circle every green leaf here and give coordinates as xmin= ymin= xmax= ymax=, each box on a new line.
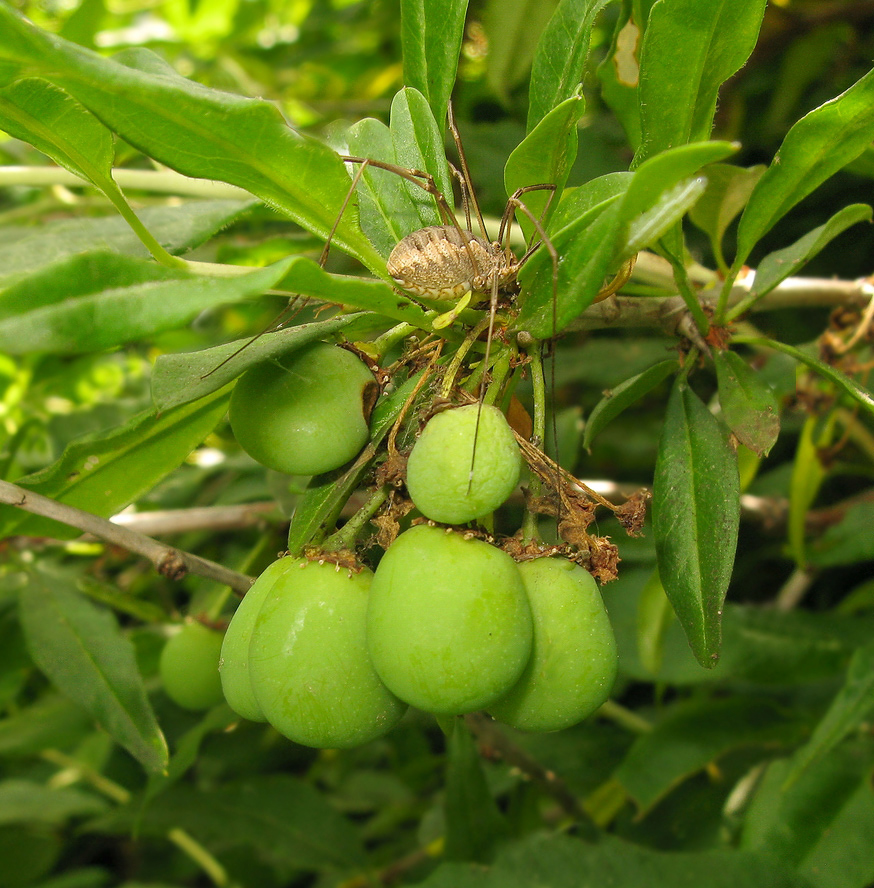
xmin=584 ymin=359 xmax=676 ymax=449
xmin=809 ymin=501 xmax=874 ymax=568
xmin=97 ymin=775 xmax=366 ymax=873
xmin=400 ymin=0 xmax=467 ymax=131
xmin=444 ymin=720 xmax=508 ymax=862
xmin=635 ymin=568 xmax=674 ymax=676
xmin=730 ymin=204 xmax=873 ymax=317
xmin=0 ymin=8 xmax=381 ymax=270
xmin=652 ymin=379 xmax=740 ymax=668
xmin=688 ymin=164 xmax=766 ymax=268
xmin=18 ymin=571 xmax=168 ymax=773
xmin=390 ymin=87 xmax=455 ymax=231
xmin=0 ymin=76 xmax=181 ymax=266
xmin=741 ymin=744 xmax=874 ymax=888
xmin=0 ymin=780 xmax=108 ymax=825
xmin=0 ymin=256 xmax=296 ymax=355
xmin=516 ymin=141 xmax=735 ymax=339
xmin=484 ymin=0 xmax=559 ymax=104
xmin=782 ymin=640 xmax=874 ymax=789
xmin=788 ymin=413 xmax=836 ymax=567
xmin=734 ymin=336 xmax=874 ymax=422
xmin=0 ymin=694 xmax=92 ymax=756
xmin=0 ymin=386 xmax=230 ymax=540
xmin=527 ymin=0 xmax=612 ymax=132
xmin=152 ymin=313 xmax=368 ymax=412
xmin=417 ymin=831 xmax=813 ymax=888
xmin=504 ymin=94 xmax=585 ymax=240
xmin=596 ymin=3 xmax=643 ymax=152
xmin=735 ymin=66 xmax=874 ymax=268
xmin=713 ymin=349 xmax=781 ymax=456
xmin=634 ymin=0 xmax=766 ymax=165
xmin=0 ymin=200 xmax=256 ymax=289
xmin=615 ymin=697 xmax=806 ymax=814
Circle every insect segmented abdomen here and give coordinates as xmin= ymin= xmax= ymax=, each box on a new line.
xmin=387 ymin=225 xmax=513 ymax=300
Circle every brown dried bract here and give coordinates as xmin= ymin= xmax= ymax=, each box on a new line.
xmin=302 ymin=547 xmax=364 ymax=573
xmin=375 ymin=450 xmax=409 ymax=488
xmin=614 ymin=490 xmax=650 ymax=537
xmin=371 ymin=492 xmax=414 ymax=549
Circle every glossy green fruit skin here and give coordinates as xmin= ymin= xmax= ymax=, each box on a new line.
xmin=488 ymin=557 xmax=617 ymax=732
xmin=248 ymin=559 xmax=407 ymax=749
xmin=405 ymin=404 xmax=522 ymax=524
xmin=229 ymin=343 xmax=375 ymax=476
xmin=366 ymin=525 xmax=533 ymax=714
xmin=220 ymin=556 xmax=300 ymax=722
xmin=160 ymin=622 xmax=226 ymax=711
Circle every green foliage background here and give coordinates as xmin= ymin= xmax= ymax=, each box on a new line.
xmin=1 ymin=1 xmax=874 ymax=887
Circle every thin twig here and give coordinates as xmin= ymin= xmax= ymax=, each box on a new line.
xmin=0 ymin=480 xmax=254 ymax=594
xmin=108 ymin=502 xmax=278 ymax=536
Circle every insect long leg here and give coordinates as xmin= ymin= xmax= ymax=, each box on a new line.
xmin=447 ymin=102 xmax=489 ymax=242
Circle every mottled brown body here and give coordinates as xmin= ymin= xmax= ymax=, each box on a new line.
xmin=387 ymin=225 xmax=518 ymax=300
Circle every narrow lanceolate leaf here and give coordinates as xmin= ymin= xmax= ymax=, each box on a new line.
xmin=527 ymin=0 xmax=613 ymax=132
xmin=444 ymin=720 xmax=508 ymax=862
xmin=596 ymin=4 xmax=643 ymax=152
xmin=781 ymin=639 xmax=874 ymax=789
xmin=0 ymin=77 xmax=179 ymax=265
xmin=0 ymin=6 xmax=381 ymax=271
xmin=735 ymin=66 xmax=874 ymax=268
xmin=400 ymin=0 xmax=467 ymax=132
xmin=584 ymin=359 xmax=676 ymax=450
xmin=19 ymin=571 xmax=169 ymax=773
xmin=390 ymin=88 xmax=454 ymax=233
xmin=634 ymin=0 xmax=766 ymax=166
xmin=0 ymin=387 xmax=230 ymax=540
xmin=0 ymin=199 xmax=256 ymax=289
xmin=504 ymin=94 xmax=585 ymax=240
xmin=731 ymin=203 xmax=873 ymax=316
xmin=484 ymin=0 xmax=559 ymax=104
xmin=652 ymin=380 xmax=740 ymax=668
xmin=713 ymin=349 xmax=780 ymax=456
xmin=0 ymin=255 xmax=295 ymax=355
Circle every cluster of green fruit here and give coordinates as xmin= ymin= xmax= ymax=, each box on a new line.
xmin=183 ymin=342 xmax=618 ymax=748
xmin=216 ymin=523 xmax=616 ymax=748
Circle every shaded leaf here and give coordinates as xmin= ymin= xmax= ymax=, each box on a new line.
xmin=0 ymin=387 xmax=230 ymax=540
xmin=416 ymin=831 xmax=813 ymax=888
xmin=484 ymin=0 xmax=559 ymax=104
xmin=652 ymin=380 xmax=740 ymax=668
xmin=98 ymin=775 xmax=366 ymax=873
xmin=18 ymin=572 xmax=168 ymax=773
xmin=734 ymin=204 xmax=872 ymax=313
xmin=0 ymin=694 xmax=92 ymax=756
xmin=782 ymin=640 xmax=874 ymax=789
xmin=742 ymin=743 xmax=874 ymax=888
xmin=635 ymin=568 xmax=674 ymax=676
xmin=596 ymin=4 xmax=643 ymax=152
xmin=713 ymin=349 xmax=780 ymax=456
xmin=444 ymin=720 xmax=508 ymax=862
xmin=0 ymin=780 xmax=108 ymax=825
xmin=808 ymin=501 xmax=874 ymax=567
xmin=735 ymin=67 xmax=874 ymax=268
xmin=584 ymin=359 xmax=676 ymax=449
xmin=615 ymin=697 xmax=806 ymax=814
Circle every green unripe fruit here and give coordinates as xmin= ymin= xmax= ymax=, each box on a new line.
xmin=160 ymin=622 xmax=226 ymax=711
xmin=220 ymin=556 xmax=300 ymax=722
xmin=405 ymin=404 xmax=522 ymax=524
xmin=366 ymin=525 xmax=533 ymax=714
xmin=229 ymin=343 xmax=377 ymax=476
xmin=488 ymin=558 xmax=617 ymax=732
xmin=248 ymin=559 xmax=407 ymax=748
